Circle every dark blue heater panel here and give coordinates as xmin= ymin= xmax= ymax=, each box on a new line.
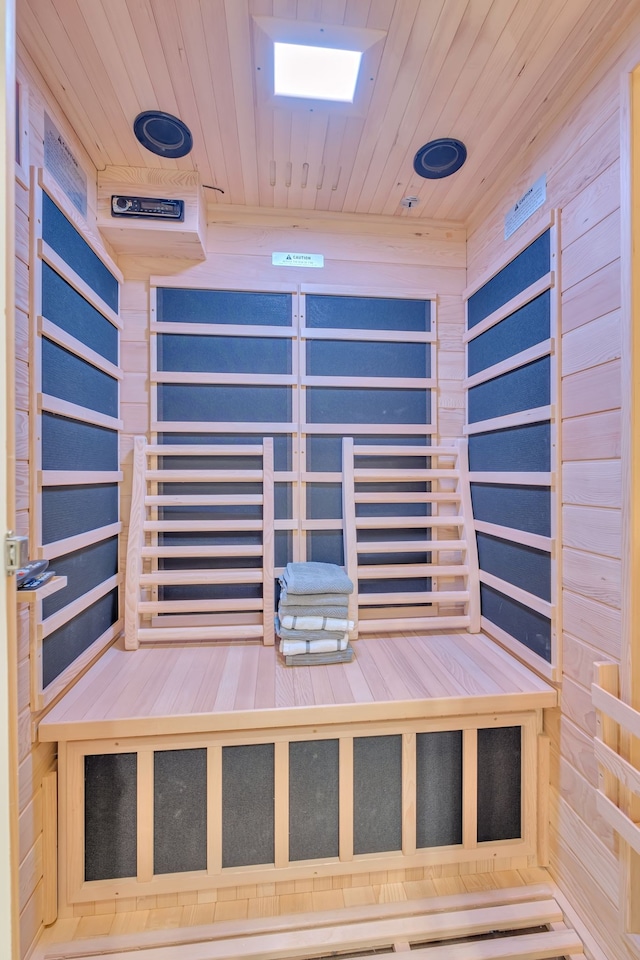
xmin=467 ymin=230 xmax=550 ymax=328
xmin=42 ymin=193 xmax=118 ymax=311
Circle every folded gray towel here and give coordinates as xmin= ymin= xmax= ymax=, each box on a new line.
xmin=281 ymin=561 xmax=353 ymax=596
xmin=278 ymin=602 xmax=350 ymax=619
xmin=276 ymin=617 xmax=345 ymax=643
xmin=279 ymin=587 xmax=352 ymax=607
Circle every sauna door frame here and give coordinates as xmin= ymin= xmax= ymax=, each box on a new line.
xmin=620 ymin=60 xmax=640 ymax=935
xmin=2 ymin=0 xmax=20 ymax=953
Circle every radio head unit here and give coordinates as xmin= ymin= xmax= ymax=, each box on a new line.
xmin=111 ymin=195 xmax=184 ymax=221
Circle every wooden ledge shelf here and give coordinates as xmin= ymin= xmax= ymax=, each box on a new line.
xmin=17 ymin=576 xmax=67 ymax=603
xmin=39 ymin=630 xmax=557 ymax=743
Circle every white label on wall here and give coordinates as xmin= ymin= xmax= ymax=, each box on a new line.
xmin=504 ymin=173 xmax=546 ymax=240
xmin=44 ymin=113 xmax=87 ymax=217
xmin=272 ymin=251 xmax=324 ymax=268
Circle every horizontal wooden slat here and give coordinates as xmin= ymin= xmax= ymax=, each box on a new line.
xmin=145 ymin=495 xmax=263 ymax=506
xmin=469 ymin=472 xmax=553 ymax=487
xmin=151 ymin=321 xmax=294 ymax=338
xmin=145 ymin=470 xmax=263 ymax=482
xmin=39 ymin=316 xmax=122 ymax=379
xmin=300 ymin=326 xmax=435 ymax=343
xmin=138 ymin=624 xmax=263 ymax=643
xmin=40 ymin=470 xmax=123 ymax=486
xmin=464 ymin=339 xmax=554 ymax=389
xmin=369 ymin=929 xmax=582 ymax=960
xmin=464 ymin=273 xmax=554 ymax=342
xmin=357 ymin=564 xmax=468 ymax=579
xmin=139 ymin=569 xmax=263 ymax=586
xmin=144 ymin=520 xmax=263 ymax=532
xmin=356 ymin=516 xmax=465 ymax=529
xmin=142 ymin=545 xmax=263 ymax=559
xmin=152 ymin=421 xmax=294 ymax=434
xmin=354 ymin=468 xmax=458 ymax=480
xmin=478 ymin=570 xmax=553 ymax=618
xmin=354 ymin=492 xmax=461 ymax=503
xmin=40 ymin=574 xmax=120 ymax=639
xmin=39 ymin=393 xmax=122 ymax=431
xmin=353 ymin=445 xmax=457 ymax=457
xmin=596 ymin=791 xmax=640 ymax=856
xmin=358 ymin=590 xmax=470 ymax=605
xmin=146 ymin=444 xmax=264 ymax=456
xmin=358 ymin=539 xmax=467 ymax=553
xmin=38 ymin=239 xmax=122 ymax=329
xmin=358 ymin=615 xmax=471 ymax=633
xmin=302 ymin=375 xmax=436 ymax=389
xmin=464 ymin=406 xmax=552 ymax=436
xmin=594 ymin=738 xmax=640 ymax=798
xmin=592 ymin=685 xmax=640 ymax=738
xmin=138 ymin=597 xmax=263 ymax=614
xmin=38 ymin=522 xmax=122 ymax=561
xmin=473 ymin=520 xmax=552 ymax=552
xmin=152 ymin=371 xmax=296 ymax=385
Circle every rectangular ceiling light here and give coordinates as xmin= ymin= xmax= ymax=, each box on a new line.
xmin=274 ymin=42 xmax=363 ymax=102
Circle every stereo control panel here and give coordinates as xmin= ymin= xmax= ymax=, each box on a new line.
xmin=111 ymin=195 xmax=185 ymax=221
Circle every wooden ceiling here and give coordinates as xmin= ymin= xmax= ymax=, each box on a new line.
xmin=17 ymin=0 xmax=638 ymax=223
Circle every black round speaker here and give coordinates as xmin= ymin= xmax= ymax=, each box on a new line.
xmin=413 ymin=138 xmax=467 ymax=179
xmin=133 ymin=111 xmax=193 ymax=159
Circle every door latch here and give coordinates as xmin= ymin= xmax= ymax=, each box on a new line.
xmin=5 ymin=532 xmax=28 ymax=575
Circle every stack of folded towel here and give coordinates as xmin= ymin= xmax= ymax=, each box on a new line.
xmin=277 ymin=561 xmax=355 ymax=665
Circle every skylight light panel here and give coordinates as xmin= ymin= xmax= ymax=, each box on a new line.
xmin=273 ymin=42 xmax=363 ymax=102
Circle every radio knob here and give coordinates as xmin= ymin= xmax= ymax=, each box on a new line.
xmin=114 ymin=196 xmax=129 ymax=210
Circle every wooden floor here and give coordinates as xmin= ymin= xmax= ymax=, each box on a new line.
xmin=39 ymin=631 xmax=556 ymax=742
xmin=34 ymin=867 xmax=574 ymax=958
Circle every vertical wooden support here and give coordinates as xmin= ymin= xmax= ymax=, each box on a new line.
xmin=457 ymin=438 xmax=481 ymax=633
xmin=462 ymin=727 xmax=478 ymax=850
xmin=549 ymin=213 xmax=562 ymax=681
xmin=274 ymin=741 xmax=289 ymax=867
xmin=124 ymin=436 xmax=146 ymax=649
xmin=42 ymin=769 xmax=58 ymax=925
xmin=339 ymin=737 xmax=354 ymax=862
xmin=402 ymin=733 xmax=416 ymax=856
xmin=621 ymin=62 xmax=640 ymax=935
xmin=536 ymin=734 xmax=550 ymax=866
xmin=341 ymin=437 xmax=358 ymax=638
xmin=262 ymin=437 xmax=275 ymax=645
xmin=207 ymin=745 xmax=222 ymax=875
xmin=137 ymin=749 xmax=154 ymax=883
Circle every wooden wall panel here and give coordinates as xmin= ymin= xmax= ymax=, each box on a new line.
xmin=13 ymin=48 xmax=111 ymax=960
xmin=466 ymin=22 xmax=637 ymax=960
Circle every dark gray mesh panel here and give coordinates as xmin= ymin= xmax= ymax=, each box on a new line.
xmin=306 ymin=435 xmax=430 ymax=472
xmin=416 ymin=731 xmax=463 ymax=848
xmin=42 ymin=484 xmax=118 ymax=544
xmin=353 ymin=736 xmax=402 ymax=854
xmin=157 ymin=334 xmax=291 ymax=374
xmin=42 ymin=413 xmax=118 ymax=471
xmin=158 ymin=385 xmax=291 ymax=423
xmin=154 ymin=749 xmax=207 ymax=875
xmin=43 ymin=536 xmax=118 ymax=619
xmin=42 ymin=338 xmax=118 ymax=418
xmin=467 ymin=231 xmax=549 ymax=328
xmin=307 ymin=531 xmax=344 ymax=566
xmin=476 ymin=532 xmax=551 ymax=601
xmin=156 ymin=288 xmax=292 ymax=326
xmin=222 ymin=744 xmax=274 ymax=866
xmin=42 ymin=193 xmax=118 ymax=311
xmin=477 ymin=727 xmax=522 ymax=842
xmin=289 ymin=740 xmax=339 ymax=861
xmin=42 ymin=262 xmax=118 ymax=363
xmin=481 ymin=583 xmax=551 ymax=661
xmin=306 ymin=388 xmax=429 ymax=424
xmin=467 ymin=291 xmax=550 ymax=376
xmin=467 ymin=357 xmax=549 ymax=424
xmin=306 ymin=295 xmax=430 ymax=331
xmin=470 ymin=483 xmax=550 ymax=536
xmin=306 ymin=483 xmax=342 ymax=520
xmin=85 ymin=753 xmax=136 ymax=881
xmin=468 ymin=422 xmax=551 ymax=472
xmin=42 ymin=588 xmax=118 ymax=687
xmin=307 ymin=340 xmax=428 ymax=378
